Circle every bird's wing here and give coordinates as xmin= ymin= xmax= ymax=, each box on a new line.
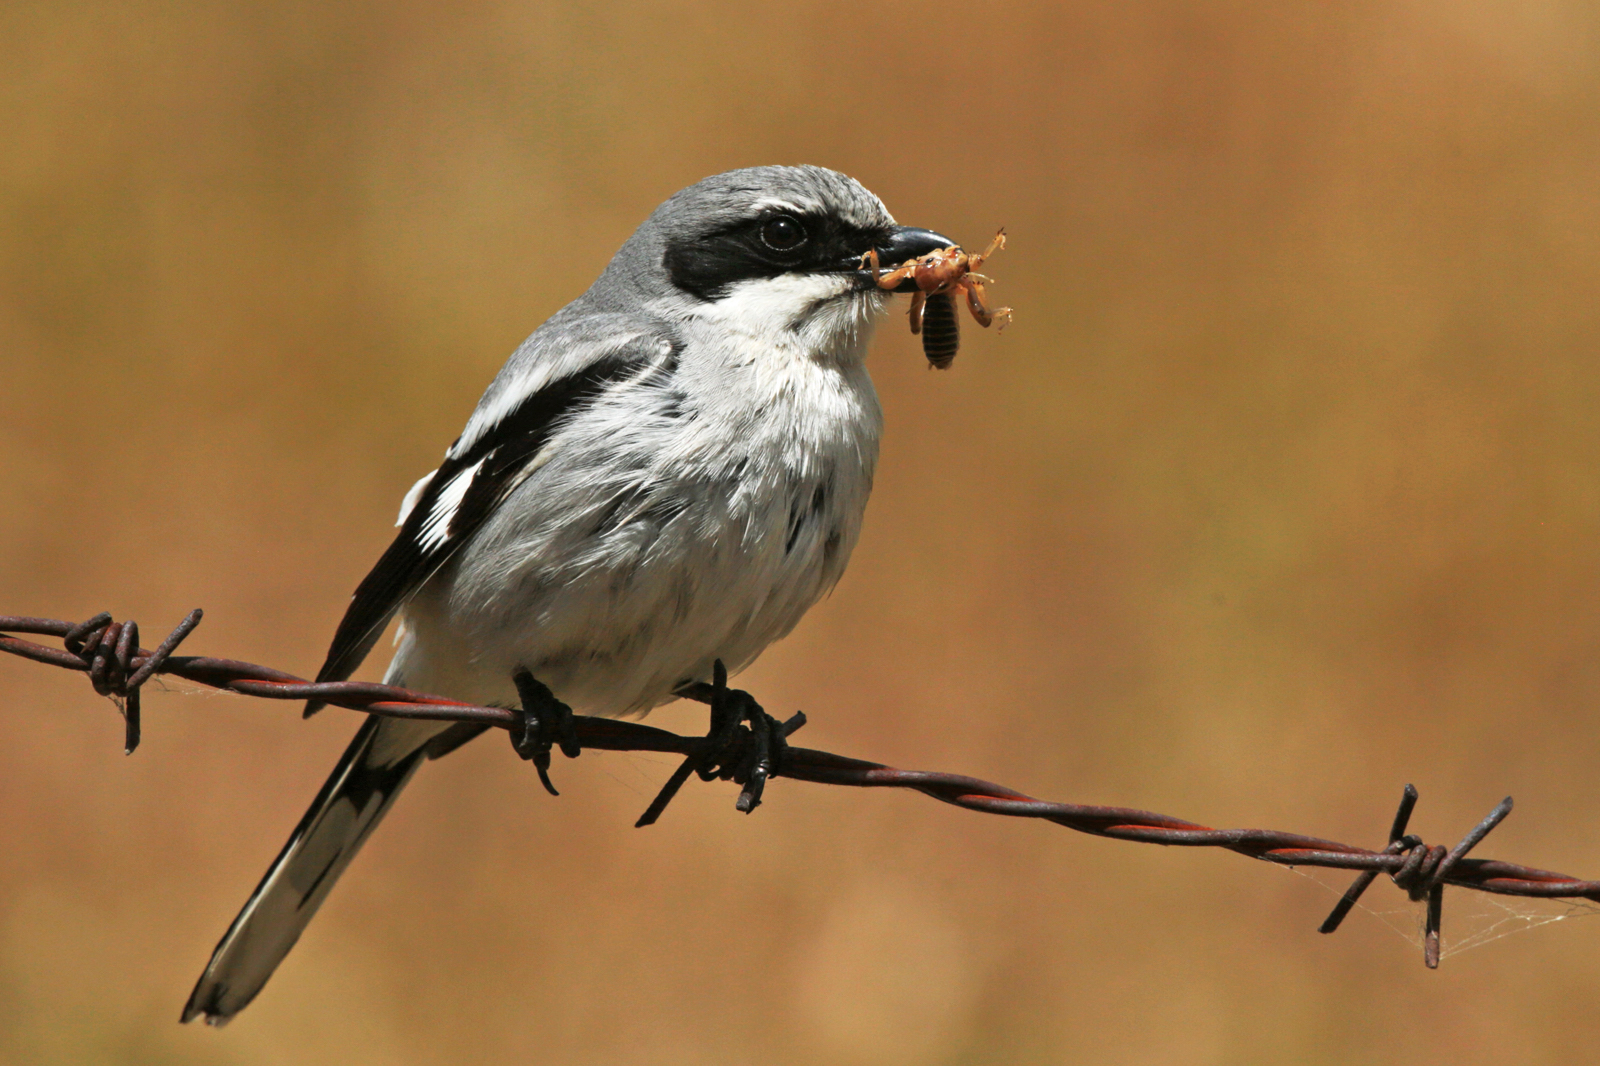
xmin=311 ymin=317 xmax=677 ymax=696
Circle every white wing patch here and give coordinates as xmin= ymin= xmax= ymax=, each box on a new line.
xmin=417 ymin=460 xmax=482 ymax=551
xmin=396 ymin=469 xmax=437 ymax=527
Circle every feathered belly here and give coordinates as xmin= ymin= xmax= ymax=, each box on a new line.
xmin=387 ymin=462 xmax=866 ymax=715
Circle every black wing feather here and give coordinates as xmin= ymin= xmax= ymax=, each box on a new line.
xmin=307 ymin=353 xmax=652 ymax=707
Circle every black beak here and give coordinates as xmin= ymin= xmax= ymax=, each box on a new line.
xmin=853 ymin=226 xmax=958 ymax=292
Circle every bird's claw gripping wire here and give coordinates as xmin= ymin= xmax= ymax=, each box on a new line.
xmin=635 ymin=659 xmax=806 ymax=827
xmin=1318 ymin=783 xmax=1515 ymax=967
xmin=4 ymin=607 xmax=1599 ymax=969
xmin=59 ymin=609 xmax=204 ymax=755
xmin=509 ymin=668 xmax=582 ymax=796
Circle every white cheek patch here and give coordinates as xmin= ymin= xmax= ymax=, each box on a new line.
xmin=702 ymin=273 xmax=853 ymax=330
xmin=795 ymin=286 xmax=889 ymax=355
xmin=696 ymin=274 xmax=889 ymax=363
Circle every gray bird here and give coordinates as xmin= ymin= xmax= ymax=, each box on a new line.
xmin=181 ymin=165 xmax=956 ymax=1024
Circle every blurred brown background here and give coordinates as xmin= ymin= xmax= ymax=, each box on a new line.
xmin=5 ymin=1 xmax=1600 ymax=1062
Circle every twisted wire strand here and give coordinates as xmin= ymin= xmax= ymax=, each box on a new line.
xmin=4 ymin=609 xmax=1597 ymax=968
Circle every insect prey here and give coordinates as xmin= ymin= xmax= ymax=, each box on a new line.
xmin=862 ymin=229 xmax=1013 ymax=369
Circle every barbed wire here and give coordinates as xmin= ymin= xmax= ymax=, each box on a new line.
xmin=5 ymin=607 xmax=1599 ymax=969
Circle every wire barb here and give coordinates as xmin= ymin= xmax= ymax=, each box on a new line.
xmin=1320 ymin=784 xmax=1418 ymax=934
xmin=51 ymin=608 xmax=203 ymax=754
xmin=1317 ymin=785 xmax=1516 ymax=966
xmin=1 ymin=608 xmax=1597 ymax=969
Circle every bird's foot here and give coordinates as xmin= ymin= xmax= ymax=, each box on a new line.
xmin=509 ymin=668 xmax=581 ymax=796
xmin=635 ymin=660 xmax=806 ymax=827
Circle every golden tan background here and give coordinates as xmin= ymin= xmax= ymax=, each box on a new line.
xmin=5 ymin=1 xmax=1600 ymax=1062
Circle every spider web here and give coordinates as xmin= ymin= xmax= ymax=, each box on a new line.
xmin=1285 ymin=864 xmax=1600 ymax=960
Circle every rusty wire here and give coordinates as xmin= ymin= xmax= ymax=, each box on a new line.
xmin=5 ymin=608 xmax=1599 ymax=968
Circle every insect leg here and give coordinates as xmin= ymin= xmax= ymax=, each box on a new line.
xmin=968 ymin=228 xmax=1007 ymax=271
xmin=908 ymin=290 xmax=928 ymax=334
xmin=965 ymin=279 xmax=995 ymax=327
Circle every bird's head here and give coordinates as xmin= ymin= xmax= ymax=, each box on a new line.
xmin=599 ymin=166 xmax=954 ymax=362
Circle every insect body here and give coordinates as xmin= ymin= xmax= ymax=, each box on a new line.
xmin=918 ymin=292 xmax=962 ymax=370
xmin=862 ymin=229 xmax=1012 ymax=368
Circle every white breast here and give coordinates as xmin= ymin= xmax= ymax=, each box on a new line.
xmin=386 ymin=278 xmax=887 ymax=716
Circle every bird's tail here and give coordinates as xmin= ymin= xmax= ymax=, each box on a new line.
xmin=181 ymin=714 xmax=474 ymax=1025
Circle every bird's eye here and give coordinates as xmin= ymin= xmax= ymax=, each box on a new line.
xmin=760 ymin=216 xmax=807 ymax=252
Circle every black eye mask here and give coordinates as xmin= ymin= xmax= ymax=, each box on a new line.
xmin=663 ymin=212 xmax=890 ymax=301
